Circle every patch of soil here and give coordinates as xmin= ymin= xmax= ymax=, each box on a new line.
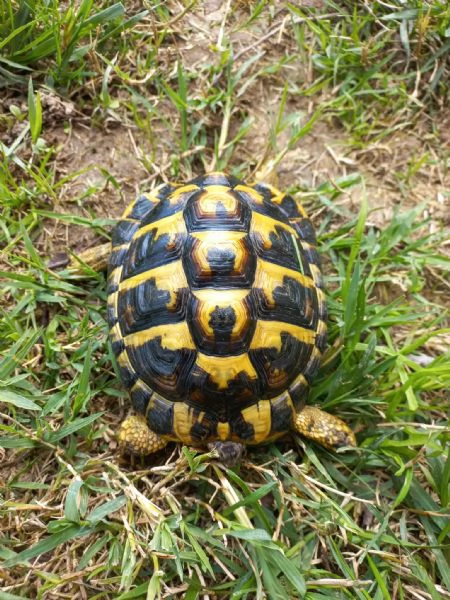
xmin=31 ymin=2 xmax=448 ymax=296
xmin=39 ymin=124 xmax=152 ymax=257
xmin=39 ymin=105 xmax=449 ymax=254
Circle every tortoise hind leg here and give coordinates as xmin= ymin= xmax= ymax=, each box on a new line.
xmin=294 ymin=406 xmax=356 ymax=450
xmin=118 ymin=415 xmax=168 ymax=456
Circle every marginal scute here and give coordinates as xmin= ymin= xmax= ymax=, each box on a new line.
xmin=309 ymin=263 xmax=324 ymax=289
xmin=247 ymin=183 xmax=301 ymax=221
xmin=270 ymin=392 xmax=294 ymax=436
xmin=316 ymin=287 xmax=327 ymax=321
xmin=291 ymin=218 xmax=317 ymax=245
xmin=315 ymin=319 xmax=327 ymax=353
xmin=116 ymin=350 xmax=139 ymax=389
xmin=190 ymin=171 xmax=240 ymax=188
xmin=217 ymin=421 xmax=231 ymax=441
xmin=240 ymin=400 xmax=272 ymax=443
xmin=300 ymin=241 xmax=322 ymax=269
xmin=107 ymin=291 xmax=119 ymax=326
xmin=107 ymin=266 xmax=122 ymax=294
xmin=230 ymin=412 xmax=255 ymax=441
xmin=302 ymin=346 xmax=322 ymax=384
xmin=130 ymin=379 xmax=153 ymax=414
xmin=146 ymin=394 xmax=174 ymax=437
xmin=109 ymin=245 xmax=128 ymax=269
xmin=288 ymin=373 xmax=309 ymax=410
xmin=278 ymin=194 xmax=307 ymax=219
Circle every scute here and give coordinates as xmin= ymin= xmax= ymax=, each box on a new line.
xmin=126 ymin=336 xmax=197 ymax=400
xmin=187 ymin=289 xmax=255 ymax=356
xmin=183 ymin=233 xmax=256 ymax=289
xmin=107 ymin=173 xmax=326 ymax=445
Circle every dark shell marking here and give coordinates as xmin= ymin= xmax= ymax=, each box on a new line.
xmin=107 ymin=173 xmax=327 ymax=445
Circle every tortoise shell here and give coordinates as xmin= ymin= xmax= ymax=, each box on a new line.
xmin=107 ymin=172 xmax=327 ymax=446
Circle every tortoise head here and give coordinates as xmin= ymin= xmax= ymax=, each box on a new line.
xmin=208 ymin=441 xmax=245 ymax=467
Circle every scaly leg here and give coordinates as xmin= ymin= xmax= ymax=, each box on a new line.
xmin=118 ymin=415 xmax=168 ymax=456
xmin=50 ymin=190 xmax=161 ymax=274
xmin=49 ymin=242 xmax=111 ymax=273
xmin=70 ymin=242 xmax=112 ymax=272
xmin=294 ymin=406 xmax=356 ymax=450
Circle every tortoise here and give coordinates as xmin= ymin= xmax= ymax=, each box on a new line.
xmin=106 ymin=172 xmax=356 ymax=466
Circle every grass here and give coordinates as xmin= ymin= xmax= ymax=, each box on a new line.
xmin=1 ymin=1 xmax=449 ymax=598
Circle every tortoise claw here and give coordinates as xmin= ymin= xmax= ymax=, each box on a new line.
xmin=48 ymin=252 xmax=71 ymax=270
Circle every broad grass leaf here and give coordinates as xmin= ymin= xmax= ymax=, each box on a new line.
xmin=0 ymin=389 xmax=41 ymax=411
xmin=222 ymin=528 xmax=272 ymax=543
xmin=116 ymin=582 xmax=150 ymax=599
xmin=84 ymin=3 xmax=125 ymax=27
xmin=4 ymin=525 xmax=93 ymax=567
xmin=0 ymin=436 xmax=36 ymax=449
xmin=86 ymin=495 xmax=127 ymax=524
xmin=182 ymin=523 xmax=215 ymax=578
xmin=64 ymin=478 xmax=85 ymax=523
xmin=223 ymin=480 xmax=277 ymax=512
xmin=46 ymin=412 xmax=103 ymax=443
xmin=269 ymin=549 xmax=306 ymax=596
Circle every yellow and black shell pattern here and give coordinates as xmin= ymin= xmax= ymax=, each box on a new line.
xmin=107 ymin=173 xmax=327 ymax=446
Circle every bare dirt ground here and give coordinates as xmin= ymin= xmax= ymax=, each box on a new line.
xmin=0 ymin=0 xmax=448 ymax=264
xmin=37 ymin=104 xmax=449 ymax=260
xmin=2 ymin=0 xmax=438 ymax=266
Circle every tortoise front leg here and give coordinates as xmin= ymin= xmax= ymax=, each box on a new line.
xmin=50 ymin=190 xmax=161 ymax=274
xmin=70 ymin=242 xmax=112 ymax=272
xmin=118 ymin=415 xmax=168 ymax=456
xmin=49 ymin=242 xmax=112 ymax=273
xmin=294 ymin=406 xmax=356 ymax=450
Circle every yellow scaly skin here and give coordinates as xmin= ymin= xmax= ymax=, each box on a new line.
xmin=118 ymin=407 xmax=356 ymax=457
xmin=294 ymin=406 xmax=356 ymax=449
xmin=118 ymin=415 xmax=167 ymax=455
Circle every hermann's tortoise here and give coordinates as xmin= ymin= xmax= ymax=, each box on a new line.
xmin=106 ymin=172 xmax=356 ymax=465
